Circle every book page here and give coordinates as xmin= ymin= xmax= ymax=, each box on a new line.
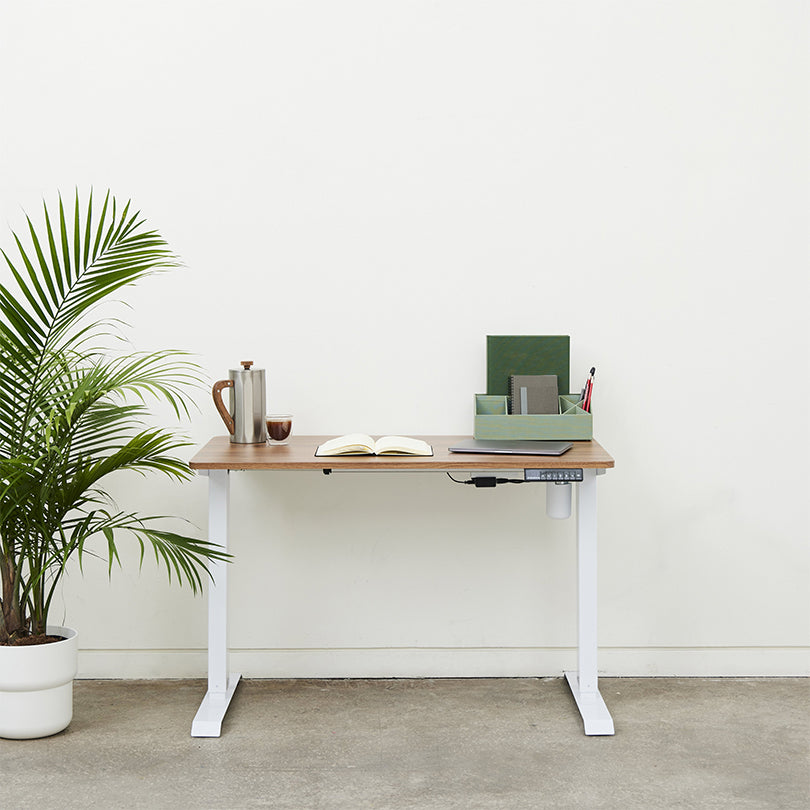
xmin=374 ymin=436 xmax=433 ymax=456
xmin=315 ymin=434 xmax=375 ymax=455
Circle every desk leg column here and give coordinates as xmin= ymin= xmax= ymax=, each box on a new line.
xmin=564 ymin=468 xmax=614 ymax=735
xmin=191 ymin=470 xmax=241 ymax=737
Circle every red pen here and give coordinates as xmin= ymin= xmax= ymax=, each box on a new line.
xmin=583 ymin=367 xmax=595 ymax=412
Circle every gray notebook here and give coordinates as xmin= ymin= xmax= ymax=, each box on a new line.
xmin=448 ymin=439 xmax=573 ymax=456
xmin=509 ymin=374 xmax=559 ymax=414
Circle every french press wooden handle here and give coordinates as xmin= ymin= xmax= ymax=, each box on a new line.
xmin=212 ymin=379 xmax=235 ymax=435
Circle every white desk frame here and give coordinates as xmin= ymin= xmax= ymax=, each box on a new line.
xmin=191 ymin=469 xmax=240 ymax=736
xmin=190 ymin=439 xmax=614 ymax=738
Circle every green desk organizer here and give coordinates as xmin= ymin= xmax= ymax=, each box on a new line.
xmin=473 ymin=393 xmax=593 ymax=441
xmin=476 ymin=335 xmax=593 ymax=440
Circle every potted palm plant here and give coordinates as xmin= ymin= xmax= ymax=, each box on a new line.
xmin=0 ymin=189 xmax=228 ymax=738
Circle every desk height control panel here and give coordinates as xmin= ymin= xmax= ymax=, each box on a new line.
xmin=524 ymin=469 xmax=583 ymax=482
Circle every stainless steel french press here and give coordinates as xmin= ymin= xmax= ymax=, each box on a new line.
xmin=212 ymin=361 xmax=267 ymax=443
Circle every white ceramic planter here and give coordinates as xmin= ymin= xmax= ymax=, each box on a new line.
xmin=0 ymin=625 xmax=78 ymax=739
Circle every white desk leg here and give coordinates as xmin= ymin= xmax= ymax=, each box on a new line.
xmin=564 ymin=468 xmax=615 ymax=735
xmin=191 ymin=470 xmax=241 ymax=737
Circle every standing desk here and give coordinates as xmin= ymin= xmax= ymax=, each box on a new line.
xmin=189 ymin=435 xmax=615 ymax=737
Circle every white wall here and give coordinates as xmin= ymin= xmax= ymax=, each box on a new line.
xmin=1 ymin=1 xmax=807 ymax=677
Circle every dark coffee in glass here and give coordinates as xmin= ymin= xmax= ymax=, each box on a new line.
xmin=266 ymin=415 xmax=292 ymax=444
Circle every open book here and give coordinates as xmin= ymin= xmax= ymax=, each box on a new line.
xmin=315 ymin=434 xmax=433 ymax=457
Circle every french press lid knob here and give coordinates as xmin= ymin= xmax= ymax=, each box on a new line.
xmin=240 ymin=360 xmax=254 ymax=370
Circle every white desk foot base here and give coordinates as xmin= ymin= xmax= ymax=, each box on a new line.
xmin=564 ymin=671 xmax=615 ymax=736
xmin=191 ymin=673 xmax=242 ymax=737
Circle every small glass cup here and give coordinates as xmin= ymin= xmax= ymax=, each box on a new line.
xmin=266 ymin=414 xmax=293 ymax=445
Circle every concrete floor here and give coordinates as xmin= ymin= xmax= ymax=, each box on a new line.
xmin=1 ymin=678 xmax=808 ymax=809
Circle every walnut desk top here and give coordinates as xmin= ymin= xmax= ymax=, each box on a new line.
xmin=189 ymin=435 xmax=615 ymax=472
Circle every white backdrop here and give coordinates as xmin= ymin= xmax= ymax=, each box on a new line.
xmin=1 ymin=1 xmax=807 ymax=677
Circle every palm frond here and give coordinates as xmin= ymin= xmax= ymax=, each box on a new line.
xmin=0 ymin=189 xmax=226 ymax=642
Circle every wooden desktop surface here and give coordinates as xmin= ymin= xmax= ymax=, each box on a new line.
xmin=189 ymin=436 xmax=614 ymax=472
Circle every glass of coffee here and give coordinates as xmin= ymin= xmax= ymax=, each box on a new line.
xmin=266 ymin=414 xmax=293 ymax=445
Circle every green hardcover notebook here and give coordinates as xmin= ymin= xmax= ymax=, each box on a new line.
xmin=486 ymin=336 xmax=570 ymax=398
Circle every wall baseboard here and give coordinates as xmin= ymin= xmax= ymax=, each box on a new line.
xmin=77 ymin=645 xmax=810 ymax=679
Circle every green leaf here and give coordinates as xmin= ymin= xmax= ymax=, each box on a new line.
xmin=58 ymin=193 xmax=72 ymax=284
xmin=102 ymin=526 xmax=120 ymax=576
xmin=26 ymin=215 xmax=59 ymax=308
xmin=44 ymin=200 xmax=66 ymax=296
xmin=73 ymin=190 xmax=81 ymax=276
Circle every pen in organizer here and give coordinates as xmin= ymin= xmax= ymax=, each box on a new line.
xmin=585 ymin=367 xmax=595 ymax=412
xmin=578 ymin=367 xmax=595 ymax=412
